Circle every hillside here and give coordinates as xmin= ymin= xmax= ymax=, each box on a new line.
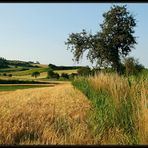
xmin=0 ymin=58 xmax=81 ymax=82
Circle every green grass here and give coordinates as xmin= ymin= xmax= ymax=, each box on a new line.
xmin=72 ymin=73 xmax=147 ymax=144
xmin=0 ymin=85 xmax=50 ymax=91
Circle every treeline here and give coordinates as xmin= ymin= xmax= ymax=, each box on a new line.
xmin=7 ymin=60 xmax=39 ymax=68
xmin=48 ymin=64 xmax=85 ymax=70
xmin=0 ymin=57 xmax=39 ymax=69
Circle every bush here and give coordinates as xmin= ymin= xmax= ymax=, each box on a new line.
xmin=47 ymin=68 xmax=59 ymax=79
xmin=123 ymin=57 xmax=145 ymax=76
xmin=77 ymin=66 xmax=91 ymax=76
xmin=31 ymin=71 xmax=40 ymax=78
xmin=69 ymin=73 xmax=78 ymax=79
xmin=8 ymin=74 xmax=12 ymax=77
xmin=3 ymin=73 xmax=7 ymax=76
xmin=61 ymin=73 xmax=69 ymax=79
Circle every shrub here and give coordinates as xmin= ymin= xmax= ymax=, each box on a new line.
xmin=61 ymin=73 xmax=69 ymax=79
xmin=8 ymin=74 xmax=12 ymax=77
xmin=3 ymin=73 xmax=7 ymax=76
xmin=77 ymin=66 xmax=91 ymax=76
xmin=47 ymin=68 xmax=59 ymax=79
xmin=31 ymin=71 xmax=40 ymax=78
xmin=69 ymin=73 xmax=78 ymax=79
xmin=123 ymin=57 xmax=145 ymax=76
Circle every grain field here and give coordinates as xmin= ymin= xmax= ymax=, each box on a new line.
xmin=0 ymin=83 xmax=91 ymax=145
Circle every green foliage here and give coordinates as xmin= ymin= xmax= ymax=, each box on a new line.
xmin=66 ymin=5 xmax=136 ymax=74
xmin=31 ymin=71 xmax=40 ymax=78
xmin=69 ymin=73 xmax=78 ymax=80
xmin=8 ymin=74 xmax=12 ymax=77
xmin=72 ymin=76 xmax=140 ymax=144
xmin=48 ymin=64 xmax=57 ymax=70
xmin=3 ymin=73 xmax=7 ymax=76
xmin=61 ymin=73 xmax=69 ymax=79
xmin=77 ymin=66 xmax=91 ymax=76
xmin=0 ymin=57 xmax=9 ymax=69
xmin=123 ymin=57 xmax=145 ymax=76
xmin=47 ymin=68 xmax=59 ymax=79
xmin=7 ymin=60 xmax=37 ymax=68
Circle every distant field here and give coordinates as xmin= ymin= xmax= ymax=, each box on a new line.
xmin=31 ymin=64 xmax=48 ymax=68
xmin=0 ymin=85 xmax=50 ymax=91
xmin=8 ymin=68 xmax=48 ymax=76
xmin=54 ymin=69 xmax=78 ymax=75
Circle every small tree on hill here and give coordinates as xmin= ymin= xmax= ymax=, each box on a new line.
xmin=31 ymin=71 xmax=40 ymax=78
xmin=47 ymin=68 xmax=59 ymax=79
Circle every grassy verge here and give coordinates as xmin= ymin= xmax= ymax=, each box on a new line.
xmin=72 ymin=73 xmax=148 ymax=144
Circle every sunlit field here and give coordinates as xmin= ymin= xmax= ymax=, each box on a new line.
xmin=0 ymin=83 xmax=91 ymax=145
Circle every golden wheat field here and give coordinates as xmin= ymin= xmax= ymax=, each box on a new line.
xmin=0 ymin=82 xmax=91 ymax=145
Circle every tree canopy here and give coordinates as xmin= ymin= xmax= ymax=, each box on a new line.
xmin=65 ymin=5 xmax=137 ymax=73
xmin=0 ymin=57 xmax=9 ymax=69
xmin=31 ymin=71 xmax=40 ymax=78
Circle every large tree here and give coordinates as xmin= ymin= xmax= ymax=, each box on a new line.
xmin=65 ymin=5 xmax=137 ymax=73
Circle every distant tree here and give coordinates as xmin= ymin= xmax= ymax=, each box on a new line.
xmin=52 ymin=73 xmax=60 ymax=79
xmin=36 ymin=61 xmax=40 ymax=64
xmin=124 ymin=57 xmax=144 ymax=76
xmin=47 ymin=68 xmax=55 ymax=78
xmin=8 ymin=74 xmax=12 ymax=77
xmin=0 ymin=57 xmax=9 ymax=69
xmin=47 ymin=68 xmax=59 ymax=79
xmin=3 ymin=73 xmax=7 ymax=76
xmin=61 ymin=73 xmax=69 ymax=79
xmin=31 ymin=71 xmax=40 ymax=78
xmin=69 ymin=73 xmax=78 ymax=79
xmin=77 ymin=66 xmax=91 ymax=76
xmin=65 ymin=5 xmax=137 ymax=74
xmin=48 ymin=64 xmax=57 ymax=70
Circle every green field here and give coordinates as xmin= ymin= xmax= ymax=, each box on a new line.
xmin=0 ymin=85 xmax=50 ymax=91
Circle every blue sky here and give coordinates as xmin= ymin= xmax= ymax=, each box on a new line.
xmin=0 ymin=3 xmax=148 ymax=68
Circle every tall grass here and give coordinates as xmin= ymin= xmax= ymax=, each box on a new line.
xmin=72 ymin=73 xmax=148 ymax=144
